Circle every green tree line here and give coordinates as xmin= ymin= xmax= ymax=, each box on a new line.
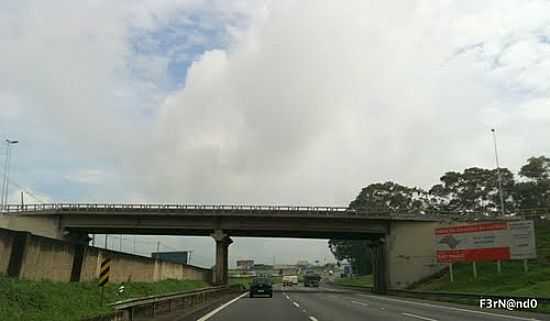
xmin=329 ymin=155 xmax=550 ymax=275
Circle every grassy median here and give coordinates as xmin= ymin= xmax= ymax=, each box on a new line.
xmin=333 ymin=275 xmax=373 ymax=288
xmin=0 ymin=276 xmax=208 ymax=321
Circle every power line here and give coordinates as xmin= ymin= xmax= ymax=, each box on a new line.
xmin=0 ymin=166 xmax=47 ymax=204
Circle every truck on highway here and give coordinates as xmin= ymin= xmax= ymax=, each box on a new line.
xmin=282 ymin=275 xmax=299 ymax=286
xmin=303 ymin=270 xmax=321 ymax=287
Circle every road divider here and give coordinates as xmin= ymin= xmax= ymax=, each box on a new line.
xmin=81 ymin=286 xmax=244 ymax=321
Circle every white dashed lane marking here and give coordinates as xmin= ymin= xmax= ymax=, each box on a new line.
xmin=402 ymin=312 xmax=438 ymax=321
xmin=351 ymin=300 xmax=368 ymax=307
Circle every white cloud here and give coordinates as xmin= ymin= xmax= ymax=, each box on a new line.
xmin=2 ymin=0 xmax=550 ymax=265
xmin=64 ymin=169 xmax=110 ymax=185
xmin=137 ymin=0 xmax=550 ymax=205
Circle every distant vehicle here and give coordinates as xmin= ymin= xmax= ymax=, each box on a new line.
xmin=303 ymin=270 xmax=321 ymax=287
xmin=342 ymin=264 xmax=353 ymax=278
xmin=282 ymin=275 xmax=298 ymax=286
xmin=249 ymin=276 xmax=273 ymax=298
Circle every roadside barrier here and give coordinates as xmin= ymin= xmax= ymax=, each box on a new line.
xmin=81 ymin=286 xmax=244 ymax=321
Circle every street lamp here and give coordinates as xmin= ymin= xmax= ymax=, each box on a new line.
xmin=490 ymin=129 xmax=505 ymax=216
xmin=1 ymin=139 xmax=19 ymax=212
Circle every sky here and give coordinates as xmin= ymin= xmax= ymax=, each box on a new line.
xmin=0 ymin=0 xmax=549 ymax=268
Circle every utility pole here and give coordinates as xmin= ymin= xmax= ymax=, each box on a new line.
xmin=105 ymin=234 xmax=109 ymax=249
xmin=491 ymin=129 xmax=505 ymax=274
xmin=491 ymin=129 xmax=506 ymax=216
xmin=1 ymin=139 xmax=19 ymax=212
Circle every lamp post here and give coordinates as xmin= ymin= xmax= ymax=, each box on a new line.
xmin=1 ymin=139 xmax=19 ymax=212
xmin=491 ymin=129 xmax=504 ymax=274
xmin=491 ymin=129 xmax=505 ymax=216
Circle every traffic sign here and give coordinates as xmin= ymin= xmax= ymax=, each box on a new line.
xmin=98 ymin=257 xmax=111 ymax=287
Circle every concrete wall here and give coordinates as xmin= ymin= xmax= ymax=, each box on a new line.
xmin=386 ymin=221 xmax=445 ymax=289
xmin=0 ymin=227 xmax=211 ymax=284
xmin=20 ymin=234 xmax=75 ymax=281
xmin=0 ymin=214 xmax=63 ymax=239
xmin=0 ymin=228 xmax=15 ymax=274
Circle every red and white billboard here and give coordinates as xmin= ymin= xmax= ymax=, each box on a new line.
xmin=435 ymin=220 xmax=536 ymax=263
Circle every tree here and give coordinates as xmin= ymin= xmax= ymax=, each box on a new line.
xmin=328 ymin=239 xmax=372 ymax=275
xmin=519 ymin=156 xmax=550 ymax=181
xmin=514 ymin=156 xmax=550 ymax=209
xmin=349 ymin=182 xmax=429 ymax=213
xmin=429 ymin=167 xmax=515 ymax=214
xmin=329 ymin=181 xmax=425 ymax=275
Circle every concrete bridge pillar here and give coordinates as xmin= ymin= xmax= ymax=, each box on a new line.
xmin=211 ymin=230 xmax=233 ymax=285
xmin=64 ymin=230 xmax=91 ymax=245
xmin=368 ymin=238 xmax=387 ymax=294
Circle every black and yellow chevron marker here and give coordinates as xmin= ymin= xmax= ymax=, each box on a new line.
xmin=98 ymin=257 xmax=111 ymax=287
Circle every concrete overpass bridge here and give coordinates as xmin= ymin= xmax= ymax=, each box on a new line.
xmin=3 ymin=203 xmax=538 ymax=293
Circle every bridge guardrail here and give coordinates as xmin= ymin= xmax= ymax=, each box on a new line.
xmin=81 ymin=286 xmax=243 ymax=321
xmin=2 ymin=203 xmax=549 ymax=221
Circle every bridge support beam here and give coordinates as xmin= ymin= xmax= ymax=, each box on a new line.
xmin=368 ymin=238 xmax=387 ymax=294
xmin=64 ymin=230 xmax=91 ymax=245
xmin=211 ymin=230 xmax=233 ymax=285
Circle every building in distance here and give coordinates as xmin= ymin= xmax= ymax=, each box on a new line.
xmin=151 ymin=251 xmax=189 ymax=265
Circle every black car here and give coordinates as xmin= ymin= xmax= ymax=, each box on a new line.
xmin=249 ymin=277 xmax=273 ymax=298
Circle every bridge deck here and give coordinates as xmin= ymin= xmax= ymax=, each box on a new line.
xmin=1 ymin=204 xmax=548 ymax=221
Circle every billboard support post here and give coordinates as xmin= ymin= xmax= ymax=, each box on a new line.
xmin=497 ymin=260 xmax=502 ymax=274
xmin=449 ymin=263 xmax=454 ymax=282
xmin=472 ymin=261 xmax=478 ymax=279
xmin=523 ymin=259 xmax=528 ymax=273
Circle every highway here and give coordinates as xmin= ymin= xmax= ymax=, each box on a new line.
xmin=184 ymin=284 xmax=550 ymax=321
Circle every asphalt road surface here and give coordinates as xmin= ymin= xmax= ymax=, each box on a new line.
xmin=187 ymin=285 xmax=550 ymax=321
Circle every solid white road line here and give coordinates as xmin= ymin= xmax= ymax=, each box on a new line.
xmin=351 ymin=300 xmax=368 ymax=307
xmin=309 ymin=316 xmax=319 ymax=321
xmin=196 ymin=292 xmax=248 ymax=321
xmin=358 ymin=294 xmax=541 ymax=321
xmin=402 ymin=312 xmax=438 ymax=321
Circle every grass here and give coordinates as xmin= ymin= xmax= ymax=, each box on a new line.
xmin=411 ymin=260 xmax=550 ymax=297
xmin=228 ymin=276 xmax=282 ymax=289
xmin=0 ymin=276 xmax=208 ymax=321
xmin=535 ymin=220 xmax=550 ymax=262
xmin=334 ymin=275 xmax=373 ymax=288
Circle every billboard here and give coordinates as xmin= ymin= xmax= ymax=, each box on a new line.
xmin=435 ymin=221 xmax=536 ymax=263
xmin=236 ymin=260 xmax=255 ymax=270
